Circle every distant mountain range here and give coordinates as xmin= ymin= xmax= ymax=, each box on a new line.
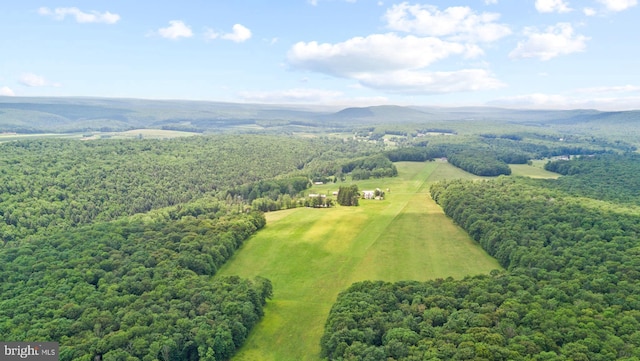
xmin=0 ymin=96 xmax=638 ymax=133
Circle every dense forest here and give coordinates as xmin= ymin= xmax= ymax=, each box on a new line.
xmin=0 ymin=134 xmax=387 ymax=360
xmin=543 ymin=153 xmax=640 ymax=205
xmin=3 ymin=116 xmax=640 ymax=360
xmin=0 ymin=135 xmax=387 ymax=243
xmin=0 ymin=199 xmax=270 ymax=361
xmin=321 ymin=153 xmax=640 ymax=360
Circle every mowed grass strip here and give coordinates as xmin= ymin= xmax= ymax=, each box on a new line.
xmin=217 ymin=161 xmax=501 ymax=361
xmin=509 ymin=163 xmax=561 ymax=179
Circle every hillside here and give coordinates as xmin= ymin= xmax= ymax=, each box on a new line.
xmin=0 ymin=97 xmax=335 ymax=133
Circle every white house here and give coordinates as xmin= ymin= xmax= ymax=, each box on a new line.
xmin=362 ymin=190 xmax=375 ymax=199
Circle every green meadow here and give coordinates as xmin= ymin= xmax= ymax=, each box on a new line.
xmin=217 ymin=161 xmax=502 ymax=361
xmin=509 ymin=163 xmax=561 ymax=179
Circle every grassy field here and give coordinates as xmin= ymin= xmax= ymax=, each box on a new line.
xmin=510 ymin=163 xmax=561 ymax=179
xmin=217 ymin=161 xmax=501 ymax=361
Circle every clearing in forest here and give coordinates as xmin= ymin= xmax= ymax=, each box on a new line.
xmin=216 ymin=161 xmax=502 ymax=361
xmin=509 ymin=163 xmax=560 ymax=179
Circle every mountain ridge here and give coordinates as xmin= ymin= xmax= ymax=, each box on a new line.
xmin=0 ymin=96 xmax=638 ymax=133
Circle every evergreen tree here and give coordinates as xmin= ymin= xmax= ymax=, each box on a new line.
xmin=337 ymin=185 xmax=359 ymax=206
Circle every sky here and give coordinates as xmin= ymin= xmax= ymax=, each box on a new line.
xmin=1 ymin=0 xmax=639 ymax=110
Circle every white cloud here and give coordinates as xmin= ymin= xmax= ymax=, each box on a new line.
xmin=484 ymin=0 xmax=498 ymax=4
xmin=158 ymin=21 xmax=193 ymax=40
xmin=596 ymin=0 xmax=637 ymax=11
xmin=38 ymin=7 xmax=120 ymax=24
xmin=583 ymin=7 xmax=597 ymax=15
xmin=1 ymin=86 xmax=15 ymax=96
xmin=356 ymin=69 xmax=505 ymax=94
xmin=288 ymin=33 xmax=481 ymax=77
xmin=287 ymin=31 xmax=504 ymax=95
xmin=535 ymin=0 xmax=572 ymax=13
xmin=509 ymin=23 xmax=589 ymax=61
xmin=19 ymin=73 xmax=47 ymax=87
xmin=383 ymin=3 xmax=511 ymax=42
xmin=287 ymin=3 xmax=510 ymax=95
xmin=206 ymin=24 xmax=252 ymax=43
xmin=222 ymin=24 xmax=252 ymax=43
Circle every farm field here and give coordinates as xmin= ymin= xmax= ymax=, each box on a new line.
xmin=510 ymin=163 xmax=561 ymax=179
xmin=217 ymin=161 xmax=502 ymax=361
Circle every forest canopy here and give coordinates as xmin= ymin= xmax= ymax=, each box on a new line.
xmin=2 ymin=124 xmax=640 ymax=361
xmin=0 ymin=200 xmax=270 ymax=361
xmin=0 ymin=134 xmax=387 ymax=360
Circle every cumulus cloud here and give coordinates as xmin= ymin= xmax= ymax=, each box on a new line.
xmin=206 ymin=24 xmax=252 ymax=42
xmin=1 ymin=86 xmax=15 ymax=96
xmin=158 ymin=20 xmax=193 ymax=40
xmin=19 ymin=73 xmax=47 ymax=87
xmin=286 ymin=34 xmax=502 ymax=94
xmin=583 ymin=7 xmax=597 ymax=15
xmin=535 ymin=0 xmax=572 ymax=13
xmin=38 ymin=7 xmax=120 ymax=24
xmin=509 ymin=23 xmax=589 ymax=61
xmin=287 ymin=3 xmax=508 ymax=95
xmin=596 ymin=0 xmax=637 ymax=11
xmin=288 ymin=33 xmax=481 ymax=77
xmin=383 ymin=3 xmax=511 ymax=42
xmin=223 ymin=24 xmax=252 ymax=42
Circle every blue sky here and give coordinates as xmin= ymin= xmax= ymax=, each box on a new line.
xmin=1 ymin=0 xmax=639 ymax=110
